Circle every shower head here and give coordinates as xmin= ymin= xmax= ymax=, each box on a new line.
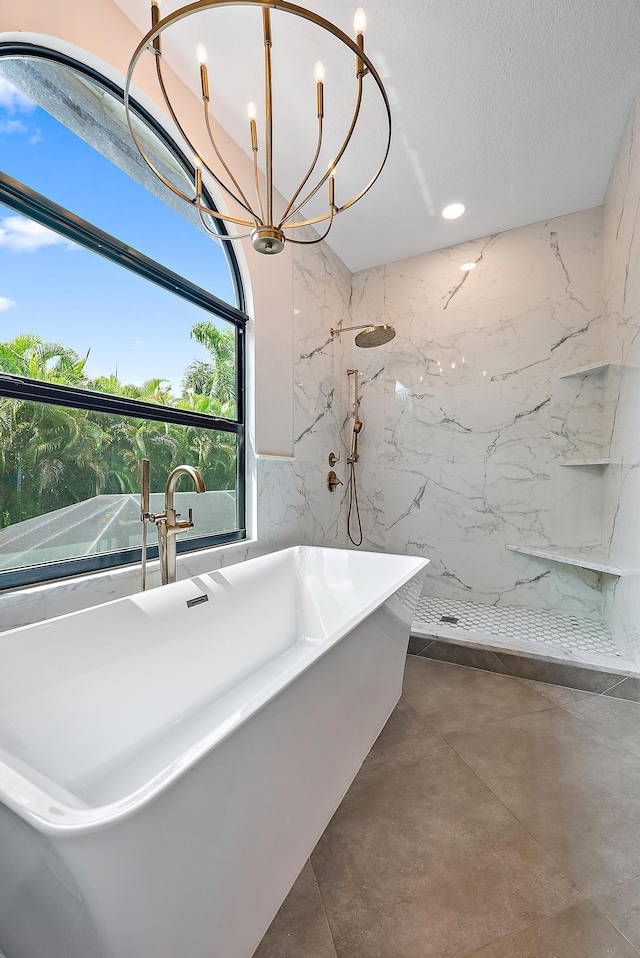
xmin=330 ymin=324 xmax=397 ymax=348
xmin=354 ymin=325 xmax=396 ymax=348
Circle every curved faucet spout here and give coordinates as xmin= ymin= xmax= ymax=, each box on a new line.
xmin=158 ymin=465 xmax=206 ymax=586
xmin=165 ymin=465 xmax=206 ymax=514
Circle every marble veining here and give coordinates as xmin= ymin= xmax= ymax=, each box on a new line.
xmin=601 ymin=82 xmax=640 ymax=665
xmin=348 ymin=205 xmax=607 ymax=623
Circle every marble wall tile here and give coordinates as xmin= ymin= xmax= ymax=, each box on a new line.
xmin=549 ymin=462 xmax=603 ymax=551
xmin=550 ymin=375 xmax=606 ymax=460
xmin=347 ymin=207 xmax=605 ymax=618
xmin=601 ymin=84 xmax=640 ymax=663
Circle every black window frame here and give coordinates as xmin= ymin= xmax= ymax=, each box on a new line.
xmin=0 ymin=43 xmax=248 ymax=590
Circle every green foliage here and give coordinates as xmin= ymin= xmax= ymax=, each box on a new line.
xmin=0 ymin=325 xmax=238 ymax=529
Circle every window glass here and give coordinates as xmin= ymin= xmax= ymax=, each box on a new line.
xmin=0 ymin=50 xmax=246 ymax=587
xmin=0 ymin=56 xmax=236 ymax=305
xmin=0 ymin=202 xmax=238 ymax=419
xmin=0 ymin=397 xmax=238 ymax=572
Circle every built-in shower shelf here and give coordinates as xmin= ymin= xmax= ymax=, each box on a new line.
xmin=506 ymin=543 xmax=638 ymax=576
xmin=559 ymin=359 xmax=614 ymax=378
xmin=559 ymin=458 xmax=611 ymax=466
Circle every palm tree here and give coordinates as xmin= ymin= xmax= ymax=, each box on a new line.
xmin=181 ymin=322 xmax=236 ymax=417
xmin=0 ymin=333 xmax=89 ymax=386
xmin=0 ymin=325 xmax=239 ymax=529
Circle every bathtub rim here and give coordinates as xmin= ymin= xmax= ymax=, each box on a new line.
xmin=0 ymin=546 xmax=428 ymax=836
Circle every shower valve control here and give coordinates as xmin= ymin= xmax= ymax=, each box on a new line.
xmin=327 ymin=470 xmax=343 ymax=492
xmin=328 ymin=452 xmax=341 ymax=467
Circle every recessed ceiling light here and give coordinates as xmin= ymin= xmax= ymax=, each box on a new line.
xmin=460 ymin=262 xmax=476 ymax=271
xmin=442 ymin=202 xmax=467 ymax=220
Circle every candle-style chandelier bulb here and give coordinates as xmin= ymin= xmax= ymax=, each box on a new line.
xmin=354 ymin=7 xmax=367 ymax=35
xmin=196 ymin=43 xmax=208 ymax=65
xmin=314 ymin=60 xmax=325 ymax=83
xmin=247 ymin=101 xmax=257 ymax=121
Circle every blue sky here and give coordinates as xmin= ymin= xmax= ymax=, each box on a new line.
xmin=0 ymin=74 xmax=237 ymax=394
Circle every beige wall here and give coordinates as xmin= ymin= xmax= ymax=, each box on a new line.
xmin=0 ymin=0 xmax=294 ymax=455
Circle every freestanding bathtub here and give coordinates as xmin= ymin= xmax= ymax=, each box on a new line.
xmin=0 ymin=545 xmax=427 ymax=958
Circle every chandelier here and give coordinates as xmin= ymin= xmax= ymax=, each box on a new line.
xmin=124 ymin=0 xmax=391 ymax=254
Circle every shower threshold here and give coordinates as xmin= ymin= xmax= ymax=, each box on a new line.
xmin=412 ymin=595 xmax=632 ymax=672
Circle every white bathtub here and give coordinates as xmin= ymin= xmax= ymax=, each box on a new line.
xmin=0 ymin=545 xmax=427 ymax=958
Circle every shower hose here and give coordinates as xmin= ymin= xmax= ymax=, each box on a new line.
xmin=347 ymin=459 xmax=363 ymax=547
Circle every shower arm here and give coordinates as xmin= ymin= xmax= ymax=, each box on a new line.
xmin=331 ymin=325 xmax=373 ymax=337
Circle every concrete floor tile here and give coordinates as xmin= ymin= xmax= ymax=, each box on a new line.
xmin=257 ymin=661 xmax=640 ymax=958
xmin=371 ymin=696 xmax=445 ymax=755
xmin=447 ymin=707 xmax=640 ymax=894
xmin=253 ymin=861 xmax=336 ymax=958
xmin=516 ymin=678 xmax=605 ymax=706
xmin=311 ymin=745 xmax=581 ymax=958
xmin=593 ymin=875 xmax=640 ymax=953
xmin=402 ymin=656 xmax=553 ymax=733
xmin=313 ymin=831 xmax=582 ymax=958
xmin=554 ymin=690 xmax=640 ymax=759
xmin=464 ymin=900 xmax=640 ymax=957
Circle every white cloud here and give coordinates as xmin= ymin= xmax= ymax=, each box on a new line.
xmin=0 ymin=216 xmax=71 ymax=253
xmin=0 ymin=77 xmax=35 ymax=114
xmin=0 ymin=118 xmax=28 ymax=135
xmin=0 ymin=297 xmax=16 ymax=312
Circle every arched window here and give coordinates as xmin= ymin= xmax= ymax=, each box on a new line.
xmin=0 ymin=44 xmax=248 ymax=587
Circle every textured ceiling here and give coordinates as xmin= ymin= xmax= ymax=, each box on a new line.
xmin=115 ymin=0 xmax=640 ymax=272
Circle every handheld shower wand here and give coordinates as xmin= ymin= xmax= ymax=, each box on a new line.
xmin=346 ymin=370 xmax=363 ymax=546
xmin=350 ymin=420 xmax=363 ymax=462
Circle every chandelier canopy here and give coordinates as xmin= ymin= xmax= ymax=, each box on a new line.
xmin=125 ymin=0 xmax=391 ymax=254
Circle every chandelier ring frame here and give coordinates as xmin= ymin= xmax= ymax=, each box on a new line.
xmin=124 ymin=0 xmax=392 ymax=236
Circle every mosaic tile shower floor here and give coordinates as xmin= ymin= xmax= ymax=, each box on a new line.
xmin=413 ymin=595 xmax=620 ymax=658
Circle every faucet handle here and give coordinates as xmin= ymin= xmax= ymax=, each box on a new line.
xmin=174 ymin=509 xmax=194 ymax=531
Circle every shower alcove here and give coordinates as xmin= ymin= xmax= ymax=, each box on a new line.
xmin=409 ymin=354 xmax=638 ymax=677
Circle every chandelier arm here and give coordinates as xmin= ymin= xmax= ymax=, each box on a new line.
xmin=285 ymin=205 xmax=336 ymax=245
xmin=197 ymin=201 xmax=254 ymax=240
xmin=263 ymin=8 xmax=274 ymax=226
xmin=154 ymin=56 xmax=203 ymax=179
xmin=188 ymin=196 xmax=258 ymax=227
xmin=124 ymin=78 xmax=195 ymax=207
xmin=278 ymin=116 xmax=323 ymax=227
xmin=203 ymin=105 xmax=259 ymax=221
xmin=157 ymin=56 xmax=257 ymax=221
xmin=282 ymin=97 xmax=391 ymax=228
xmin=280 ymin=74 xmax=363 ymax=227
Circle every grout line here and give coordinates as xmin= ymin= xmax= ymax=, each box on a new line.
xmin=308 ymin=859 xmax=340 ymax=958
xmin=550 ymin=702 xmax=640 ymax=763
xmin=402 ymin=682 xmax=556 ymax=735
xmin=602 ymin=676 xmax=629 ymax=695
xmin=442 ymin=724 xmax=594 ymax=907
xmin=590 ymin=904 xmax=640 ymax=957
xmin=452 ymin=899 xmax=618 ymax=958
